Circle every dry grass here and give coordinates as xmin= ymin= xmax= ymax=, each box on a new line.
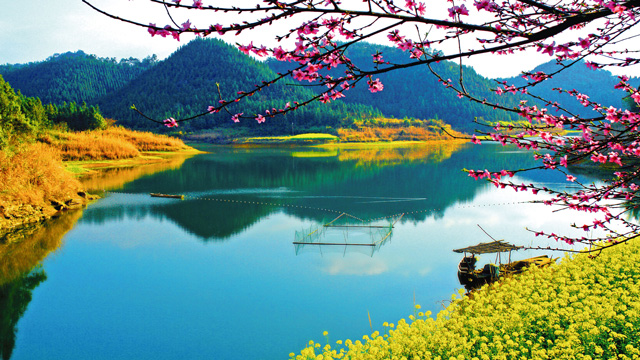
xmin=40 ymin=131 xmax=140 ymax=161
xmin=0 ymin=143 xmax=83 ymax=208
xmin=102 ymin=126 xmax=189 ymax=152
xmin=38 ymin=127 xmax=191 ymax=161
xmin=337 ymin=126 xmax=463 ymax=142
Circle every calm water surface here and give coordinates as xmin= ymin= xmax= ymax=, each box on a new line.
xmin=4 ymin=143 xmax=605 ymax=359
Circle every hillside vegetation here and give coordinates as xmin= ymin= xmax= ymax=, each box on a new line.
xmin=268 ymin=42 xmax=527 ymax=132
xmin=0 ymin=51 xmax=157 ymax=104
xmin=0 ymin=75 xmax=192 ymax=235
xmin=293 ymin=239 xmax=640 ymax=360
xmin=4 ymin=39 xmax=633 ymax=137
xmin=95 ymin=38 xmax=381 ymax=134
xmin=499 ymin=60 xmax=639 ymax=119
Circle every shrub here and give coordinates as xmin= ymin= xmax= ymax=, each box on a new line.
xmin=0 ymin=143 xmax=82 ymax=208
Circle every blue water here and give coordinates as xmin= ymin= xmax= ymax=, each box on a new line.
xmin=7 ymin=143 xmax=603 ymax=359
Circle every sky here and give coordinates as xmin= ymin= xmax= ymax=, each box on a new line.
xmin=1 ymin=0 xmax=637 ymax=79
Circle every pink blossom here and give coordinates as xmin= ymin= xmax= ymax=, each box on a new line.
xmin=387 ymin=30 xmax=404 ymax=43
xmin=448 ymin=5 xmax=469 ymax=18
xmin=256 ymin=114 xmax=266 ymax=124
xmin=474 ymin=0 xmax=496 ymax=11
xmin=398 ymin=40 xmax=413 ymax=51
xmin=207 ymin=106 xmax=219 ymax=114
xmin=273 ymin=46 xmax=289 ymax=61
xmin=231 ymin=113 xmax=243 ymax=123
xmin=566 ymin=175 xmax=577 ymax=182
xmin=163 ymin=117 xmax=179 ymax=127
xmin=192 ymin=0 xmax=203 ymax=9
xmin=368 ymin=78 xmax=384 ymax=93
xmin=560 ymin=155 xmax=568 ymax=167
xmin=410 ymin=49 xmax=424 ymax=59
xmin=538 ymin=42 xmax=555 ymax=56
xmin=471 ymin=134 xmax=481 ymax=144
xmin=578 ymin=37 xmax=591 ymax=49
xmin=238 ymin=42 xmax=253 ymax=55
xmin=148 ymin=23 xmax=158 ymax=37
xmin=585 ymin=61 xmax=599 ymax=70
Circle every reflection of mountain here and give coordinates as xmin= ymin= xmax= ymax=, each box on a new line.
xmin=0 ymin=269 xmax=47 ymax=360
xmin=80 ymin=144 xmax=542 ymax=242
xmin=0 ymin=210 xmax=82 ymax=360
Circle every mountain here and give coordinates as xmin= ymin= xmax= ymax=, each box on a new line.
xmin=6 ymin=41 xmax=633 ymax=135
xmin=267 ymin=42 xmax=528 ymax=132
xmin=95 ymin=38 xmax=380 ymax=133
xmin=0 ymin=51 xmax=157 ymax=105
xmin=498 ymin=59 xmax=638 ymax=118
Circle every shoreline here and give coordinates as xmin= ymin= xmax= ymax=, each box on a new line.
xmin=0 ymin=147 xmax=203 ymax=239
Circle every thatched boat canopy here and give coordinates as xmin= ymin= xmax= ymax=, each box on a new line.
xmin=453 ymin=240 xmax=522 ymax=254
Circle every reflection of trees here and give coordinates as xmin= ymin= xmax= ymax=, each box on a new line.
xmin=0 ymin=210 xmax=82 ymax=285
xmin=81 ymin=144 xmax=543 ymax=241
xmin=0 ymin=268 xmax=47 ymax=360
xmin=79 ymin=153 xmax=193 ymax=192
xmin=336 ymin=141 xmax=468 ymax=167
xmin=0 ymin=210 xmax=82 ymax=359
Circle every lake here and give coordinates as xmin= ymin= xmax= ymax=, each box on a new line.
xmin=2 ymin=142 xmax=608 ymax=360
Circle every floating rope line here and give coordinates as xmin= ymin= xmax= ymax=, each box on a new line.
xmin=102 ymin=191 xmax=536 ymax=222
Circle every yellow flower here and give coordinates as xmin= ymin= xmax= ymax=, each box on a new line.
xmin=323 ymin=331 xmax=329 ymax=336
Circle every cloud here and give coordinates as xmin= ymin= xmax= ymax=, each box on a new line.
xmin=323 ymin=258 xmax=389 ymax=276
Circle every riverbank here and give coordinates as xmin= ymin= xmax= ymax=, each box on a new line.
xmin=0 ymin=128 xmax=199 ymax=238
xmin=292 ymin=237 xmax=640 ymax=359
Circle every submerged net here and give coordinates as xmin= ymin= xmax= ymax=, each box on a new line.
xmin=293 ymin=214 xmax=395 ymax=257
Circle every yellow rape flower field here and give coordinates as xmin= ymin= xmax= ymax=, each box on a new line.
xmin=291 ymin=239 xmax=640 ymax=360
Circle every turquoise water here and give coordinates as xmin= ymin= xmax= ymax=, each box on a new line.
xmin=5 ymin=143 xmax=602 ymax=359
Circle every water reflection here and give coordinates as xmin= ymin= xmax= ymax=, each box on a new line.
xmin=79 ymin=153 xmax=194 ymax=192
xmin=9 ymin=143 xmax=615 ymax=360
xmin=0 ymin=210 xmax=82 ymax=359
xmin=0 ymin=210 xmax=82 ymax=285
xmin=79 ymin=143 xmax=564 ymax=242
xmin=0 ymin=268 xmax=47 ymax=360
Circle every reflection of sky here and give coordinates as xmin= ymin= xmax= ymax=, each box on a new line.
xmin=15 ymin=188 xmax=613 ymax=360
xmin=11 ymin=147 xmax=628 ymax=360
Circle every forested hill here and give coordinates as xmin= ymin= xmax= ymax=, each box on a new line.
xmin=0 ymin=51 xmax=157 ymax=105
xmin=4 ymin=40 xmax=635 ymax=134
xmin=499 ymin=60 xmax=638 ymax=118
xmin=267 ymin=42 xmax=527 ymax=132
xmin=95 ymin=38 xmax=380 ymax=133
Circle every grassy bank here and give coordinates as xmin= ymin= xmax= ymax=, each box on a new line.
xmin=292 ymin=239 xmax=640 ymax=360
xmin=0 ymin=127 xmax=196 ymax=234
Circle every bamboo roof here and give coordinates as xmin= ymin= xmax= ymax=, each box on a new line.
xmin=453 ymin=240 xmax=523 ymax=254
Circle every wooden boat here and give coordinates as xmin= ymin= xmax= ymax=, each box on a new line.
xmin=454 ymin=240 xmax=554 ymax=290
xmin=150 ymin=193 xmax=184 ymax=200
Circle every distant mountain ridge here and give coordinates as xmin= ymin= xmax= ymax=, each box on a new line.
xmin=267 ymin=42 xmax=529 ymax=132
xmin=498 ymin=60 xmax=639 ymax=118
xmin=1 ymin=40 xmax=636 ymax=133
xmin=0 ymin=51 xmax=158 ymax=105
